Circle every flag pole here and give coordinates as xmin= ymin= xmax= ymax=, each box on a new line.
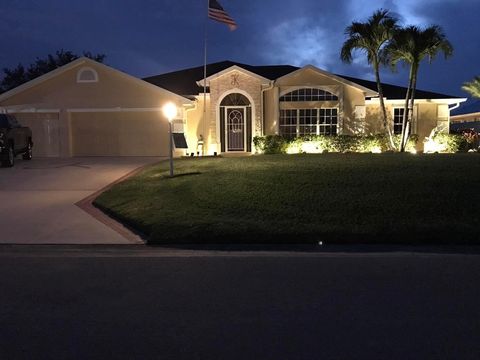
xmin=203 ymin=0 xmax=209 ymax=155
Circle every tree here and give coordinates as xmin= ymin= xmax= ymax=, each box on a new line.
xmin=0 ymin=50 xmax=106 ymax=93
xmin=341 ymin=9 xmax=398 ymax=149
xmin=462 ymin=76 xmax=480 ymax=98
xmin=385 ymin=25 xmax=453 ymax=152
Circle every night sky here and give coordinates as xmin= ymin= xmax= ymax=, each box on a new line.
xmin=1 ymin=0 xmax=478 ymax=97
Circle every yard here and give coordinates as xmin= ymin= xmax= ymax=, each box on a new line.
xmin=94 ymin=154 xmax=480 ymax=244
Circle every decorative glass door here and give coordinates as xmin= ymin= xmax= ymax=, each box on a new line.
xmin=226 ymin=108 xmax=245 ymax=151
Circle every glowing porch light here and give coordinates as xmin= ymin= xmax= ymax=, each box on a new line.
xmin=162 ymin=102 xmax=177 ymax=122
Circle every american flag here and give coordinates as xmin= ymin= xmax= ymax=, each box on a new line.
xmin=208 ymin=0 xmax=237 ymax=31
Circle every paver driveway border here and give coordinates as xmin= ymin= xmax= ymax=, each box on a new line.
xmin=75 ymin=160 xmax=162 ymax=245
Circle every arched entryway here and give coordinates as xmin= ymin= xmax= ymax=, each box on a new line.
xmin=219 ymin=93 xmax=252 ymax=152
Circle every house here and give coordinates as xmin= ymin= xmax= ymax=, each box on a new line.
xmin=0 ymin=57 xmax=192 ymax=157
xmin=0 ymin=58 xmax=466 ymax=157
xmin=450 ymin=100 xmax=480 ymax=133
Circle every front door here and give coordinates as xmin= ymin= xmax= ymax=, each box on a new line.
xmin=226 ymin=108 xmax=245 ymax=152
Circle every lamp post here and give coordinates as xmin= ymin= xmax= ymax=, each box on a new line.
xmin=162 ymin=102 xmax=177 ymax=177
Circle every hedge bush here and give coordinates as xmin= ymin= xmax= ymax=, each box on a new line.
xmin=253 ymin=135 xmax=288 ymax=154
xmin=424 ymin=132 xmax=469 ymax=153
xmin=253 ymin=134 xmax=418 ymax=154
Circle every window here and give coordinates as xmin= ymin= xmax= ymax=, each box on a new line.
xmin=319 ymin=108 xmax=338 ymax=135
xmin=280 ymin=88 xmax=338 ymax=102
xmin=279 ymin=108 xmax=338 ymax=139
xmin=77 ymin=67 xmax=98 ymax=83
xmin=393 ymin=108 xmax=405 ymax=135
xmin=279 ymin=110 xmax=297 ymax=139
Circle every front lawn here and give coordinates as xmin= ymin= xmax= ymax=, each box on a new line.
xmin=94 ymin=154 xmax=480 ymax=244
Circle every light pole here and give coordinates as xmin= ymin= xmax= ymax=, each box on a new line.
xmin=162 ymin=102 xmax=177 ymax=177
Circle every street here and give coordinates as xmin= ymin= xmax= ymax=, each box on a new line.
xmin=1 ymin=246 xmax=480 ymax=359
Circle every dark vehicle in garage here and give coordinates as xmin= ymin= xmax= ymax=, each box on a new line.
xmin=0 ymin=114 xmax=33 ymax=167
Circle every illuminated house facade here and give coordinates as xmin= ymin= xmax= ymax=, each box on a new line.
xmin=0 ymin=58 xmax=465 ymax=157
xmin=146 ymin=61 xmax=466 ymax=155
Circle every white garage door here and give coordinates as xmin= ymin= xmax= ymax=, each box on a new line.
xmin=14 ymin=113 xmax=60 ymax=157
xmin=70 ymin=111 xmax=170 ymax=156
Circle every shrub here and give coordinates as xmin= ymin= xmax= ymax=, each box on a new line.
xmin=286 ymin=135 xmax=336 ymax=154
xmin=389 ymin=134 xmax=419 ymax=153
xmin=424 ymin=128 xmax=469 ymax=153
xmin=253 ymin=135 xmax=288 ymax=154
xmin=254 ymin=134 xmax=419 ymax=154
xmin=357 ymin=135 xmax=385 ymax=153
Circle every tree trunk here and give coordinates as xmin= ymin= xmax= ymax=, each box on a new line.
xmin=374 ymin=58 xmax=395 ymax=150
xmin=400 ymin=65 xmax=414 ymax=152
xmin=405 ymin=66 xmax=418 ymax=151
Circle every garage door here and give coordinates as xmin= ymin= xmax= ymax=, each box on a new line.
xmin=13 ymin=113 xmax=60 ymax=157
xmin=70 ymin=112 xmax=170 ymax=156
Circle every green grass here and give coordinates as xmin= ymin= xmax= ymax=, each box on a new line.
xmin=94 ymin=154 xmax=480 ymax=244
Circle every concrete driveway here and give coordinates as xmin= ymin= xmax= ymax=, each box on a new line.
xmin=0 ymin=157 xmax=162 ymax=244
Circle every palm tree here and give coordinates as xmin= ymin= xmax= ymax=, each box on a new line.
xmin=385 ymin=25 xmax=453 ymax=152
xmin=341 ymin=9 xmax=398 ymax=149
xmin=462 ymin=76 xmax=480 ymax=98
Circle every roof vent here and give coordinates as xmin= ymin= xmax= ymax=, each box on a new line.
xmin=77 ymin=67 xmax=98 ymax=83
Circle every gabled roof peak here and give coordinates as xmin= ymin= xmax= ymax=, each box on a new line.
xmin=143 ymin=60 xmax=464 ymax=100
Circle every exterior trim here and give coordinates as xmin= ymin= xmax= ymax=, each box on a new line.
xmin=0 ymin=58 xmax=87 ymax=102
xmin=1 ymin=108 xmax=61 ymax=113
xmin=0 ymin=57 xmax=193 ymax=105
xmin=275 ymin=65 xmax=378 ymax=97
xmin=223 ymin=106 xmax=248 ymax=153
xmin=279 ymin=85 xmax=341 ymax=98
xmin=66 ymin=107 xmax=182 ymax=114
xmin=451 ymin=111 xmax=480 ymax=120
xmin=366 ymin=98 xmax=467 ymax=105
xmin=216 ymin=88 xmax=256 ymax=153
xmin=198 ymin=65 xmax=271 ymax=87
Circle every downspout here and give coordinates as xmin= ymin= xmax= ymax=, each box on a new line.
xmin=260 ymin=80 xmax=275 ymax=136
xmin=447 ymin=102 xmax=461 ymax=134
xmin=184 ymin=100 xmax=199 ymax=155
xmin=449 ymin=102 xmax=461 ymax=112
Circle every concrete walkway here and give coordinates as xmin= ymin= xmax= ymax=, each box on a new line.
xmin=0 ymin=157 xmax=161 ymax=244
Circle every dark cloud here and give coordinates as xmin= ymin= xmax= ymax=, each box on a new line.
xmin=0 ymin=0 xmax=478 ymax=96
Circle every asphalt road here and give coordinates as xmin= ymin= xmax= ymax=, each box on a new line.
xmin=1 ymin=246 xmax=480 ymax=360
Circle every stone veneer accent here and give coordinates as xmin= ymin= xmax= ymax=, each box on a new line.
xmin=208 ymin=70 xmax=267 ymax=145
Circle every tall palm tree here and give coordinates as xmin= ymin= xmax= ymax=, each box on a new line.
xmin=385 ymin=25 xmax=453 ymax=152
xmin=341 ymin=9 xmax=398 ymax=149
xmin=462 ymin=76 xmax=480 ymax=98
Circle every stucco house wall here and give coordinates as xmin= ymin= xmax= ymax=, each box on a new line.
xmin=0 ymin=58 xmax=464 ymax=157
xmin=0 ymin=58 xmax=191 ymax=157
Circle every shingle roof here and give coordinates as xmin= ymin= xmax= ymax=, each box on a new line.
xmin=143 ymin=60 xmax=461 ymax=100
xmin=451 ymin=99 xmax=480 ymax=116
xmin=143 ymin=61 xmax=297 ymax=97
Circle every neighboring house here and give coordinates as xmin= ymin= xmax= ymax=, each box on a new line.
xmin=0 ymin=58 xmax=466 ymax=157
xmin=450 ymin=100 xmax=480 ymax=133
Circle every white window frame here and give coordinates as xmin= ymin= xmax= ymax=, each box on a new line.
xmin=279 ymin=107 xmax=338 ymax=138
xmin=393 ymin=106 xmax=418 ymax=135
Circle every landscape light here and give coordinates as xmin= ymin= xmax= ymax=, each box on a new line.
xmin=162 ymin=102 xmax=178 ymax=177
